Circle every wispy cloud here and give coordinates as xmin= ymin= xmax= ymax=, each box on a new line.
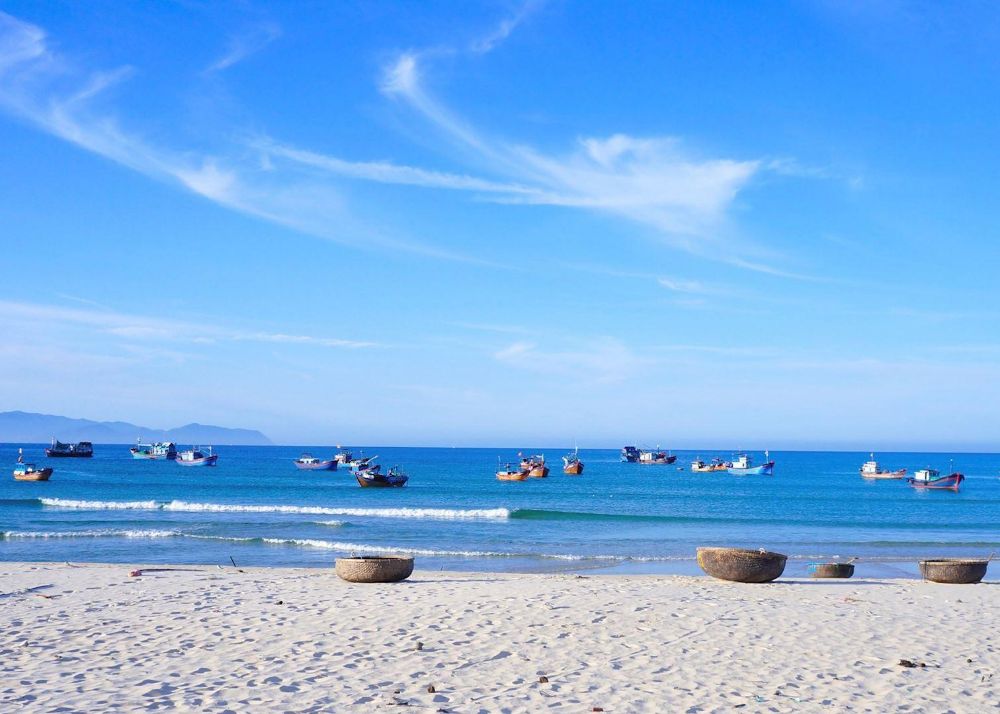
xmin=494 ymin=337 xmax=644 ymax=383
xmin=469 ymin=1 xmax=541 ymax=54
xmin=0 ymin=12 xmax=483 ymax=264
xmin=0 ymin=299 xmax=378 ymax=349
xmin=205 ymin=23 xmax=281 ymax=73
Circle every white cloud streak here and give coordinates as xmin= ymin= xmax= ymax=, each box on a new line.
xmin=493 ymin=337 xmax=644 ymax=383
xmin=205 ymin=23 xmax=281 ymax=73
xmin=0 ymin=299 xmax=378 ymax=349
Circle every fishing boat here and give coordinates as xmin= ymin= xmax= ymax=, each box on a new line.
xmin=638 ymin=448 xmax=676 ymax=465
xmin=175 ymin=446 xmax=218 ymax=467
xmin=45 ymin=439 xmax=93 ymax=458
xmin=349 ymin=454 xmax=378 ymax=472
xmin=496 ymin=461 xmax=529 ymax=481
xmin=130 ymin=439 xmax=177 ymax=460
xmin=727 ymin=452 xmax=775 ymax=475
xmin=691 ymin=457 xmax=729 ymax=472
xmin=13 ymin=462 xmax=52 ymax=481
xmin=860 ymin=453 xmax=906 ymax=480
xmin=293 ymin=453 xmax=337 ymax=471
xmin=333 ymin=447 xmax=353 ymax=464
xmin=620 ymin=446 xmax=641 ymax=463
xmin=520 ymin=454 xmax=549 ymax=478
xmin=906 ymin=468 xmax=964 ymax=491
xmin=355 ymin=464 xmax=408 ymax=488
xmin=562 ymin=448 xmax=584 ymax=475
xmin=13 ymin=449 xmax=52 ymax=481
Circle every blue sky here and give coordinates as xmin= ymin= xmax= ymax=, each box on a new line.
xmin=1 ymin=1 xmax=999 ymax=449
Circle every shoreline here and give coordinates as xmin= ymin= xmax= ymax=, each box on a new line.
xmin=3 ymin=561 xmax=997 ymax=711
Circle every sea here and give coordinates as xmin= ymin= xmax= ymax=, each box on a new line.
xmin=2 ymin=445 xmax=998 ymax=578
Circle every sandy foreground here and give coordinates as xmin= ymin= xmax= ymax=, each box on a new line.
xmin=0 ymin=562 xmax=997 ymax=713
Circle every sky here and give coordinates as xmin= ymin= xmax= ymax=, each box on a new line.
xmin=1 ymin=1 xmax=999 ymax=450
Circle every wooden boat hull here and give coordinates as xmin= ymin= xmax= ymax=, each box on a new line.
xmin=809 ymin=562 xmax=855 ymax=579
xmin=563 ymin=462 xmax=584 ymax=475
xmin=294 ymin=460 xmax=337 ymax=471
xmin=496 ymin=471 xmax=528 ymax=481
xmin=528 ymin=465 xmax=549 ymax=478
xmin=906 ymin=473 xmax=963 ymax=490
xmin=919 ymin=559 xmax=988 ymax=584
xmin=13 ymin=468 xmax=52 ymax=481
xmin=696 ymin=547 xmax=787 ymax=583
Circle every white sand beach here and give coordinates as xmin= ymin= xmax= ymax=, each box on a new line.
xmin=1 ymin=562 xmax=996 ymax=712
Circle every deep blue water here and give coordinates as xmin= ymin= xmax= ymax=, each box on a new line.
xmin=2 ymin=444 xmax=998 ymax=577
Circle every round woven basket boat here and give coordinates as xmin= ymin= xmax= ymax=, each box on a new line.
xmin=809 ymin=562 xmax=855 ymax=579
xmin=335 ymin=556 xmax=414 ymax=583
xmin=918 ymin=559 xmax=989 ymax=584
xmin=696 ymin=547 xmax=787 ymax=583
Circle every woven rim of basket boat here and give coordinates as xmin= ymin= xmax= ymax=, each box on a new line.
xmin=335 ymin=556 xmax=414 ymax=583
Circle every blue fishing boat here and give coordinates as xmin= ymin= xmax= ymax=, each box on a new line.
xmin=620 ymin=446 xmax=641 ymax=462
xmin=293 ymin=453 xmax=337 ymax=471
xmin=906 ymin=468 xmax=963 ymax=491
xmin=13 ymin=449 xmax=52 ymax=481
xmin=727 ymin=452 xmax=775 ymax=475
xmin=175 ymin=446 xmax=218 ymax=467
xmin=130 ymin=440 xmax=177 ymax=460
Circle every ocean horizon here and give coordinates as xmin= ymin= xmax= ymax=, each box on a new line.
xmin=3 ymin=443 xmax=997 ymax=578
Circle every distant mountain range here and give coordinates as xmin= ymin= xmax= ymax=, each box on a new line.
xmin=0 ymin=411 xmax=272 ymax=445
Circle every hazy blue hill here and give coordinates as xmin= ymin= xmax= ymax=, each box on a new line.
xmin=0 ymin=411 xmax=272 ymax=445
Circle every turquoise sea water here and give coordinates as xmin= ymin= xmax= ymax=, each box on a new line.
xmin=2 ymin=445 xmax=998 ymax=577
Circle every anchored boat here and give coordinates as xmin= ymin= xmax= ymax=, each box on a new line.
xmin=638 ymin=448 xmax=676 ymax=465
xmin=860 ymin=453 xmax=906 ymax=480
xmin=130 ymin=440 xmax=177 ymax=460
xmin=13 ymin=449 xmax=52 ymax=481
xmin=620 ymin=446 xmax=641 ymax=463
xmin=45 ymin=439 xmax=93 ymax=458
xmin=562 ymin=448 xmax=584 ymax=475
xmin=176 ymin=446 xmax=218 ymax=467
xmin=520 ymin=454 xmax=549 ymax=478
xmin=496 ymin=461 xmax=529 ymax=481
xmin=293 ymin=453 xmax=337 ymax=471
xmin=906 ymin=468 xmax=964 ymax=491
xmin=355 ymin=464 xmax=408 ymax=488
xmin=727 ymin=452 xmax=775 ymax=476
xmin=691 ymin=457 xmax=729 ymax=472
xmin=333 ymin=448 xmax=353 ymax=465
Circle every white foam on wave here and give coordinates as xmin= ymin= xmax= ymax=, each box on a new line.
xmin=40 ymin=498 xmax=161 ymax=510
xmin=40 ymin=497 xmax=510 ymax=521
xmin=1 ymin=529 xmax=180 ymax=539
xmin=313 ymin=520 xmax=347 ymax=527
xmin=186 ymin=534 xmax=664 ymax=561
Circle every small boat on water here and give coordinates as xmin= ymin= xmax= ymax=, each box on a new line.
xmin=638 ymin=448 xmax=676 ymax=465
xmin=727 ymin=452 xmax=775 ymax=476
xmin=562 ymin=448 xmax=584 ymax=475
xmin=45 ymin=439 xmax=93 ymax=458
xmin=293 ymin=453 xmax=337 ymax=471
xmin=496 ymin=461 xmax=529 ymax=481
xmin=349 ymin=454 xmax=378 ymax=472
xmin=333 ymin=448 xmax=353 ymax=465
xmin=130 ymin=440 xmax=177 ymax=460
xmin=520 ymin=454 xmax=549 ymax=478
xmin=906 ymin=468 xmax=964 ymax=491
xmin=176 ymin=446 xmax=218 ymax=467
xmin=621 ymin=446 xmax=641 ymax=463
xmin=355 ymin=464 xmax=408 ymax=488
xmin=860 ymin=453 xmax=906 ymax=480
xmin=13 ymin=449 xmax=52 ymax=481
xmin=691 ymin=457 xmax=729 ymax=473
